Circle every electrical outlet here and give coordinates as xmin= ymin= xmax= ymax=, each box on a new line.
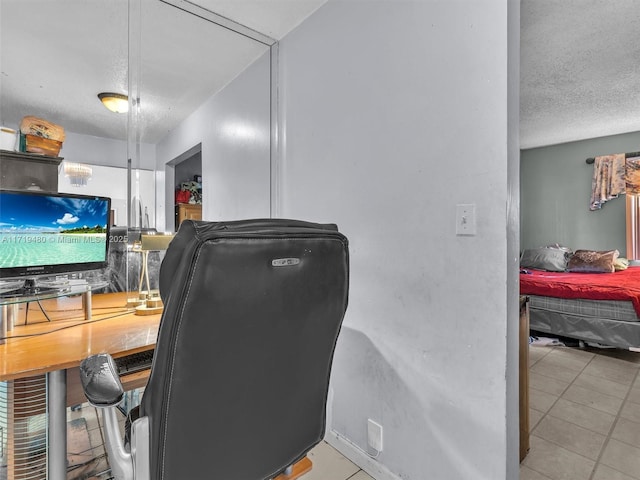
xmin=456 ymin=203 xmax=476 ymax=236
xmin=367 ymin=419 xmax=383 ymax=452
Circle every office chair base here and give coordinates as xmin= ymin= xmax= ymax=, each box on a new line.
xmin=274 ymin=457 xmax=312 ymax=480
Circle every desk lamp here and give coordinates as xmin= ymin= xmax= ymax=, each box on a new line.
xmin=132 ymin=233 xmax=174 ymax=315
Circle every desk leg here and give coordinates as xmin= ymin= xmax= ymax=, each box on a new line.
xmin=82 ymin=289 xmax=92 ymax=320
xmin=0 ymin=305 xmax=6 ymax=345
xmin=0 ymin=303 xmax=18 ymax=344
xmin=47 ymin=370 xmax=67 ymax=480
xmin=519 ymin=297 xmax=530 ymax=462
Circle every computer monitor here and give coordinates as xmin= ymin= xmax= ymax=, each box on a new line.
xmin=0 ymin=189 xmax=111 ymax=296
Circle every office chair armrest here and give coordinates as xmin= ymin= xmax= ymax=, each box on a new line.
xmin=79 ymin=353 xmax=124 ymax=407
xmin=79 ymin=353 xmax=139 ymax=480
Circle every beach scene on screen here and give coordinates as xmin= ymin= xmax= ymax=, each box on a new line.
xmin=0 ymin=194 xmax=109 ymax=268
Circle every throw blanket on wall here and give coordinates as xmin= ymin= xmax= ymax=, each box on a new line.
xmin=590 ymin=153 xmax=625 ymax=210
xmin=626 ymin=156 xmax=640 ymax=195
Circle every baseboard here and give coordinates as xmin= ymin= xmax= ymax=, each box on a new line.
xmin=325 ymin=429 xmax=400 ymax=480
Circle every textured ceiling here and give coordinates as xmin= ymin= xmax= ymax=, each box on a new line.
xmin=520 ymin=0 xmax=640 ymax=149
xmin=1 ymin=1 xmax=636 ymax=149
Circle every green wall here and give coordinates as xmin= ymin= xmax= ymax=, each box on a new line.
xmin=521 ymin=131 xmax=640 ymax=255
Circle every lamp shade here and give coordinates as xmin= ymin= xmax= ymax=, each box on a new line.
xmin=98 ymin=92 xmax=129 ymax=113
xmin=141 ymin=233 xmax=174 ymax=251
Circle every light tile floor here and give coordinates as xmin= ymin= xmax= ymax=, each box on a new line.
xmin=300 ymin=441 xmax=374 ymax=480
xmin=73 ymin=344 xmax=640 ymax=480
xmin=70 ymin=403 xmax=373 ymax=480
xmin=521 ymin=345 xmax=640 ymax=480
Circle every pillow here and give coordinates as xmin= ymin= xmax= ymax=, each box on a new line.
xmin=614 ymin=257 xmax=629 ymax=271
xmin=567 ymin=249 xmax=619 ymax=273
xmin=520 ymin=247 xmax=571 ymax=272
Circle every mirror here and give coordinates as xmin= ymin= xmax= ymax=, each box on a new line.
xmin=1 ymin=0 xmax=273 ymax=224
xmin=0 ymin=3 xmax=276 ymax=475
xmin=1 ymin=0 xmax=274 ymax=293
xmin=1 ymin=1 xmax=129 ymax=142
xmin=135 ymin=0 xmax=273 ymax=231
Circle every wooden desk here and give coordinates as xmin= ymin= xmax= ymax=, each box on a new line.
xmin=0 ymin=292 xmax=161 ymax=480
xmin=0 ymin=291 xmax=313 ymax=480
xmin=0 ymin=292 xmax=159 ymax=380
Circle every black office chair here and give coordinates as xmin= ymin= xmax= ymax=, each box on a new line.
xmin=79 ymin=219 xmax=349 ymax=480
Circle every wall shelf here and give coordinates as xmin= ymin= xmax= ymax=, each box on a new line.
xmin=0 ymin=149 xmax=63 ymax=191
xmin=0 ymin=149 xmax=63 ymax=164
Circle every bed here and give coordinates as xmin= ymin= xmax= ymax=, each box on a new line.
xmin=520 ymin=267 xmax=640 ymax=350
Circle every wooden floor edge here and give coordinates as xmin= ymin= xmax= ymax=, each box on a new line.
xmin=274 ymin=456 xmax=312 ymax=480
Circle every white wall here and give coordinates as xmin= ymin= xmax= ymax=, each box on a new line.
xmin=61 ymin=131 xmax=156 ymax=170
xmin=156 ymin=51 xmax=271 ymax=231
xmin=278 ymin=1 xmax=518 ymax=479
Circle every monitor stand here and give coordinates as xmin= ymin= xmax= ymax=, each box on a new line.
xmin=0 ymin=278 xmax=93 ymax=333
xmin=0 ymin=278 xmax=70 ymax=298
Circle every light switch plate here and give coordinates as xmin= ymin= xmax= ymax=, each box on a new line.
xmin=456 ymin=204 xmax=476 ymax=235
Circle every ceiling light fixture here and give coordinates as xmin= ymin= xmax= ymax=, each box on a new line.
xmin=97 ymin=92 xmax=129 ymax=113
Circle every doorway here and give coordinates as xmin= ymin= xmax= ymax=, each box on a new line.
xmin=166 ymin=143 xmax=202 ymax=232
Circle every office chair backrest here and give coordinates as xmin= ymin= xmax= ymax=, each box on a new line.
xmin=141 ymin=219 xmax=349 ymax=479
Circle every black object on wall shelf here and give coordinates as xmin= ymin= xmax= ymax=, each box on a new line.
xmin=0 ymin=150 xmax=64 ymax=192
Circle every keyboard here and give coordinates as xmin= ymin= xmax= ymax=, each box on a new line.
xmin=114 ymin=349 xmax=154 ymax=376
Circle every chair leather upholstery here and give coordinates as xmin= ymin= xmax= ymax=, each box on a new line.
xmin=140 ymin=219 xmax=349 ymax=479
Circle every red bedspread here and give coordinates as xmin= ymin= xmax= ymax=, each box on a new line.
xmin=520 ymin=268 xmax=640 ymax=316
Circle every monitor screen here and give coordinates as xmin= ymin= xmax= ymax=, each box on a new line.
xmin=0 ymin=189 xmax=111 ymax=279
